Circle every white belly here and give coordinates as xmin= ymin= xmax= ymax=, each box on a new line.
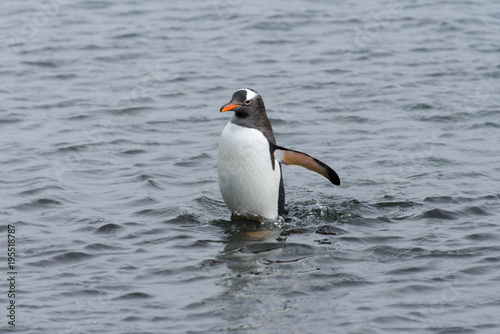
xmin=217 ymin=122 xmax=281 ymax=220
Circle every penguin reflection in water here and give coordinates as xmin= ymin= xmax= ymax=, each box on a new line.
xmin=218 ymin=88 xmax=340 ymax=220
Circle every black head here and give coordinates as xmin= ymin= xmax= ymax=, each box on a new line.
xmin=220 ymin=88 xmax=265 ymax=118
xmin=219 ymin=88 xmax=276 ymax=143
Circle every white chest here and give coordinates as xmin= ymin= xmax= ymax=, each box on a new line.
xmin=217 ymin=122 xmax=281 ymax=219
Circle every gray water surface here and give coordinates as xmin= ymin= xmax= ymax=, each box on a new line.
xmin=1 ymin=0 xmax=500 ymax=333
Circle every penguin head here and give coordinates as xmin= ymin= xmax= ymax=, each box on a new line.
xmin=220 ymin=88 xmax=276 ymax=142
xmin=220 ymin=88 xmax=265 ymax=118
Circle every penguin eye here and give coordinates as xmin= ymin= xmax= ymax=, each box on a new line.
xmin=244 ymin=99 xmax=251 ymax=105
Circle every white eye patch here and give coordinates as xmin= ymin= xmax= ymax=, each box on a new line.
xmin=244 ymin=88 xmax=257 ymax=101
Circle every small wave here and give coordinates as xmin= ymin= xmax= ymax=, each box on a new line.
xmin=120 ymin=149 xmax=147 ymax=155
xmin=84 ymin=243 xmax=124 ymax=251
xmin=113 ymin=292 xmax=153 ymax=300
xmin=94 ymin=223 xmax=123 ymax=234
xmin=465 ymin=233 xmax=498 ymax=241
xmin=174 ymin=153 xmax=213 ymax=167
xmin=405 ymin=103 xmax=434 ymax=110
xmin=57 ymin=289 xmax=105 ymax=298
xmin=22 ymin=60 xmax=60 ymax=68
xmin=30 ymin=251 xmax=94 ymax=267
xmin=460 ymin=265 xmax=495 ymax=276
xmin=103 ymin=106 xmax=154 ymax=115
xmin=420 ymin=208 xmax=458 ymax=220
xmin=315 ymin=225 xmax=347 ymax=235
xmin=12 ymin=197 xmax=62 ymax=211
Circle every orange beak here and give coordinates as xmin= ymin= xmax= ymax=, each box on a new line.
xmin=220 ymin=104 xmax=241 ymax=112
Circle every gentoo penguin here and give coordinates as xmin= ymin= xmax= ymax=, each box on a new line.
xmin=217 ymin=88 xmax=340 ymax=220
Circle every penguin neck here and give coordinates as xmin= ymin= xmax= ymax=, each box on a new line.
xmin=230 ymin=111 xmax=276 ymax=144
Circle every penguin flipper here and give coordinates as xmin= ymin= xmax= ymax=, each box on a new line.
xmin=272 ymin=144 xmax=340 ymax=186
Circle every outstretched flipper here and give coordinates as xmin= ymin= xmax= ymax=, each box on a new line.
xmin=271 ymin=142 xmax=340 ymax=186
